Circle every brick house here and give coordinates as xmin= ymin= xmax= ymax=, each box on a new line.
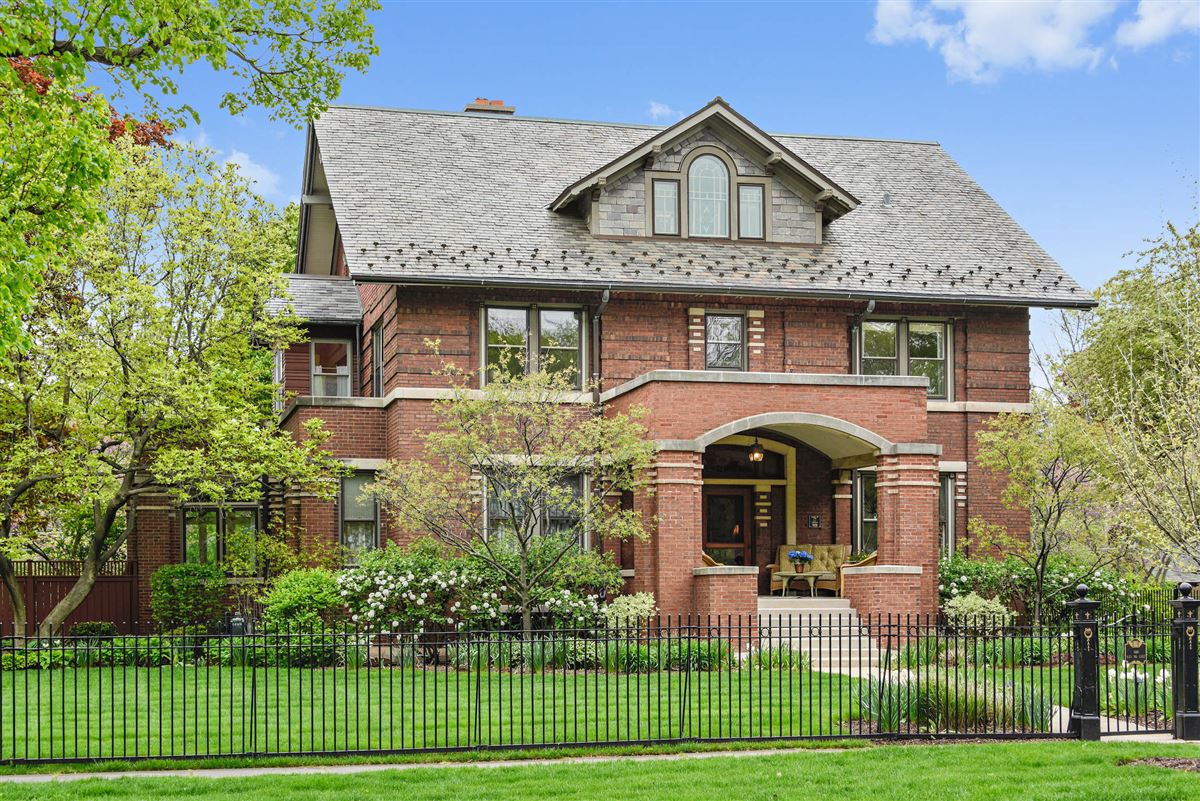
xmin=130 ymin=97 xmax=1093 ymax=624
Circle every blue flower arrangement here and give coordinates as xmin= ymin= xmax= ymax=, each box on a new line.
xmin=788 ymin=549 xmax=814 ymax=565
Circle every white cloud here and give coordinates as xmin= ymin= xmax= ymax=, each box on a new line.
xmin=1116 ymin=0 xmax=1200 ymax=49
xmin=225 ymin=149 xmax=283 ymax=200
xmin=871 ymin=0 xmax=1118 ymax=82
xmin=647 ymin=100 xmax=680 ymax=122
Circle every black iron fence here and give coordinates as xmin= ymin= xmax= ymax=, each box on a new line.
xmin=0 ymin=587 xmax=1197 ymax=764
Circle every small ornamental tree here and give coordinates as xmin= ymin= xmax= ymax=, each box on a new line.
xmin=370 ymin=353 xmax=657 ymax=635
xmin=974 ymin=395 xmax=1127 ymax=623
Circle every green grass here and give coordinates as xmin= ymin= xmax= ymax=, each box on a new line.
xmin=0 ymin=741 xmax=1197 ymax=800
xmin=0 ymin=666 xmax=860 ymax=761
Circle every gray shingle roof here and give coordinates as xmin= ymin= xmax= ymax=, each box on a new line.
xmin=312 ymin=106 xmax=1092 ymax=308
xmin=273 ymin=274 xmax=363 ymax=324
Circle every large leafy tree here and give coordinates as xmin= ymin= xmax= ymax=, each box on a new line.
xmin=0 ymin=0 xmax=378 ymax=350
xmin=1062 ymin=223 xmax=1200 ymax=571
xmin=371 ymin=358 xmax=657 ymax=635
xmin=0 ymin=140 xmax=341 ymax=635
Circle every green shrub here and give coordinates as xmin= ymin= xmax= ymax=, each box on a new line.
xmin=69 ymin=621 xmax=118 ymax=639
xmin=942 ymin=592 xmax=1013 ymax=633
xmin=81 ymin=637 xmax=178 ymax=667
xmin=2 ymin=647 xmax=76 ymax=671
xmin=600 ymin=593 xmax=658 ymax=629
xmin=263 ymin=568 xmax=345 ymax=627
xmin=898 ymin=636 xmax=945 ymax=668
xmin=748 ymin=645 xmax=809 ymax=671
xmin=150 ymin=563 xmax=225 ymax=628
xmin=854 ymin=670 xmax=1052 ymax=733
xmin=201 ymin=634 xmax=367 ymax=668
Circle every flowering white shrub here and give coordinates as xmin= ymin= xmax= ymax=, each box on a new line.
xmin=601 ymin=593 xmax=658 ymax=628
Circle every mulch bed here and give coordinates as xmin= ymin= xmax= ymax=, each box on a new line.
xmin=1123 ymin=758 xmax=1200 ymax=772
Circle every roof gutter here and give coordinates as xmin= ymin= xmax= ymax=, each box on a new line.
xmin=347 ymin=273 xmax=1098 ymax=311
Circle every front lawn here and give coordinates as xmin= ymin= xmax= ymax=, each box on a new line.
xmin=0 ymin=741 xmax=1197 ymax=801
xmin=1 ymin=666 xmax=858 ymax=761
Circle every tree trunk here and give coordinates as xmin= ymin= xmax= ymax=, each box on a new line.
xmin=37 ymin=558 xmax=97 ymax=637
xmin=0 ymin=556 xmax=27 ymax=639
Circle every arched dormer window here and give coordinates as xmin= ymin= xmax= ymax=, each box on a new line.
xmin=687 ymin=155 xmax=729 ymax=238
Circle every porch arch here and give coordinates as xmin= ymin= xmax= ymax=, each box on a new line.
xmin=661 ymin=411 xmax=899 ymax=462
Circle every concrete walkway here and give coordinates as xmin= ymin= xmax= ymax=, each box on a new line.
xmin=0 ymin=747 xmax=845 ymax=784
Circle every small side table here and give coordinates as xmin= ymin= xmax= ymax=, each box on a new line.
xmin=775 ymin=571 xmax=818 ymax=597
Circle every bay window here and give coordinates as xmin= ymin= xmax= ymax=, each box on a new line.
xmin=854 ymin=472 xmax=878 ymax=555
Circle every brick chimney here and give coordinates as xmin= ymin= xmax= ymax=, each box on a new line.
xmin=464 ymin=97 xmax=515 ymax=115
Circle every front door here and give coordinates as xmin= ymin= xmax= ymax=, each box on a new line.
xmin=702 ymin=487 xmax=752 ymax=566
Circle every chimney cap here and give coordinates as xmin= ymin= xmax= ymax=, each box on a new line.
xmin=464 ymin=97 xmax=515 ymax=115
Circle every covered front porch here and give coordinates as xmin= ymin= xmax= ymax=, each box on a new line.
xmin=607 ymin=370 xmax=944 ymax=620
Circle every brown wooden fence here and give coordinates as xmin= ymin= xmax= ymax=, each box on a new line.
xmin=0 ymin=560 xmax=138 ymax=636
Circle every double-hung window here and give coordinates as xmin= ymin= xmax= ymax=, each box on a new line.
xmin=652 ymin=179 xmax=680 ymax=235
xmin=939 ymin=474 xmax=955 ymax=555
xmin=704 ymin=313 xmax=745 ymax=370
xmin=371 ymin=323 xmax=384 ymax=397
xmin=311 ymin=340 xmax=352 ymax=397
xmin=854 ymin=472 xmax=878 ymax=554
xmin=340 ymin=473 xmax=379 ymax=559
xmin=484 ymin=306 xmax=584 ymax=388
xmin=857 ymin=319 xmax=950 ymax=399
xmin=486 ymin=473 xmax=587 ymax=547
xmin=737 ymin=184 xmax=764 ymax=239
xmin=183 ymin=506 xmax=260 ymax=568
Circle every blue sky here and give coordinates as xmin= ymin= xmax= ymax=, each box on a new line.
xmin=143 ymin=1 xmax=1199 ymax=353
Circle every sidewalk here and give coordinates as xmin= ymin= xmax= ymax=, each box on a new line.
xmin=0 ymin=747 xmax=842 ymax=784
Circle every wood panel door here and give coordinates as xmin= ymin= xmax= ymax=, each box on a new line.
xmin=702 ymin=487 xmax=752 ymax=566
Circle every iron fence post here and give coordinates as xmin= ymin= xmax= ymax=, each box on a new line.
xmin=1169 ymin=582 xmax=1200 ymax=741
xmin=1067 ymin=584 xmax=1101 ymax=740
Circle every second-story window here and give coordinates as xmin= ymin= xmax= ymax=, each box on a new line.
xmin=485 ymin=306 xmax=584 ymax=388
xmin=311 ymin=340 xmax=352 ymax=397
xmin=705 ymin=313 xmax=745 ymax=370
xmin=688 ymin=155 xmax=729 ymax=238
xmin=858 ymin=320 xmax=950 ymax=399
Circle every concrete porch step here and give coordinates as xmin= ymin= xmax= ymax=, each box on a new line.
xmin=757 ymin=596 xmax=851 ymax=611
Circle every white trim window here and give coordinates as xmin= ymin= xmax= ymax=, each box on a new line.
xmin=704 ymin=313 xmax=745 ymax=370
xmin=340 ymin=472 xmax=379 ymax=558
xmin=857 ymin=319 xmax=951 ymax=400
xmin=311 ymin=339 xmax=352 ymax=397
xmin=484 ymin=305 xmax=584 ymax=389
xmin=687 ymin=155 xmax=729 ymax=238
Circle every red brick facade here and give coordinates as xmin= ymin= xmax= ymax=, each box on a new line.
xmin=128 ymin=285 xmax=1032 ymax=625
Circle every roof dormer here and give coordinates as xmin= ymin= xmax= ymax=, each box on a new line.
xmin=551 ymin=98 xmax=858 ymax=245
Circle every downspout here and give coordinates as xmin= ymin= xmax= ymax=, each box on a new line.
xmin=591 ymin=289 xmax=611 ymax=409
xmin=354 ymin=322 xmax=362 ymax=397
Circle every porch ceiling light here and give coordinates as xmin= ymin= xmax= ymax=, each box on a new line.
xmin=748 ymin=438 xmax=765 ymax=463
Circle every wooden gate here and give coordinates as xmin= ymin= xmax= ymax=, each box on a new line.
xmin=0 ymin=560 xmax=138 ymax=636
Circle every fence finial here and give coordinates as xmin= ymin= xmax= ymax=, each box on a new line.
xmin=1075 ymin=583 xmax=1089 ymax=600
xmin=1179 ymin=582 xmax=1193 ymax=599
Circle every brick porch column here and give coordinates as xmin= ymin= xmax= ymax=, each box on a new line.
xmin=843 ymin=447 xmax=940 ymax=619
xmin=630 ymin=451 xmax=703 ymax=616
xmin=831 ymin=469 xmax=852 ymax=547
